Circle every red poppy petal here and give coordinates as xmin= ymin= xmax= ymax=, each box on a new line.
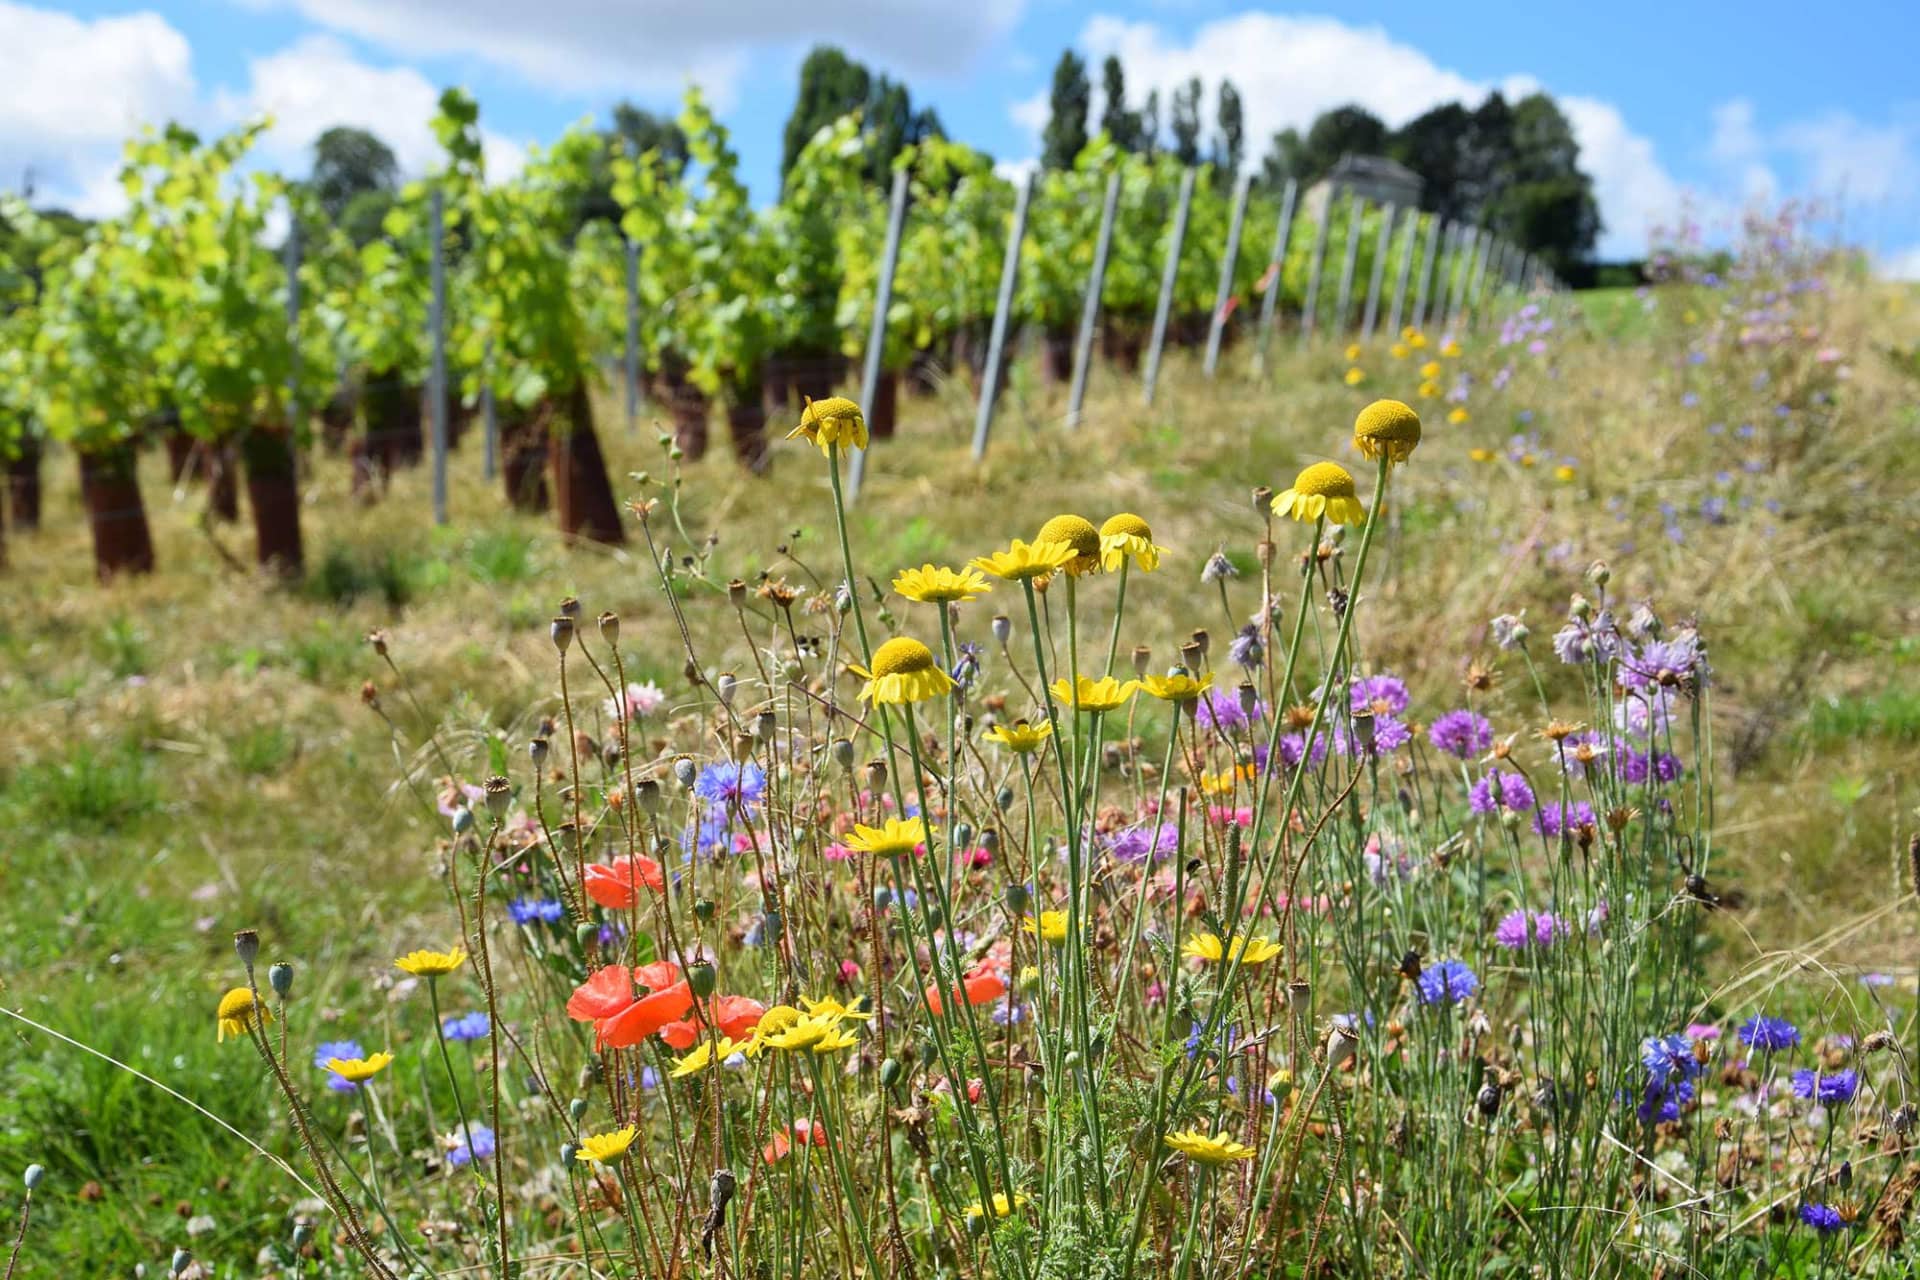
xmin=657 ymin=1019 xmax=699 ymax=1051
xmin=583 ymin=864 xmax=635 ymax=911
xmin=633 ymin=960 xmax=681 ymax=993
xmin=714 ymin=995 xmax=767 ymax=1041
xmin=567 ymin=966 xmax=634 ymax=1022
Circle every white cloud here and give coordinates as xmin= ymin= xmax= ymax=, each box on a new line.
xmin=1049 ymin=12 xmax=1688 ymax=258
xmin=0 ymin=2 xmax=197 ymax=214
xmin=1707 ymin=98 xmax=1778 ymax=205
xmin=253 ymin=0 xmax=1025 ymax=109
xmin=1878 ymin=243 xmax=1920 ymax=280
xmin=1009 ymin=87 xmax=1050 ymax=139
xmin=215 ymin=35 xmax=526 ymax=182
xmin=1776 ymin=111 xmax=1914 ymax=207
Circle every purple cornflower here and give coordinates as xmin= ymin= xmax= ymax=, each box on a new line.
xmin=1195 ymin=688 xmax=1261 ymax=732
xmin=1791 ymin=1068 xmax=1858 ymax=1107
xmin=447 ymin=1124 xmax=496 ymax=1168
xmin=1533 ymin=800 xmax=1597 ymax=838
xmin=508 ymin=897 xmax=565 ymax=925
xmin=1278 ymin=732 xmax=1329 ymax=770
xmin=1416 ymin=959 xmax=1479 ymax=1006
xmin=1493 ymin=909 xmax=1569 ymax=950
xmin=1737 ymin=1016 xmax=1800 ymax=1054
xmin=1469 ymin=769 xmax=1535 ymax=815
xmin=1429 ymin=709 xmax=1493 ymax=759
xmin=1349 ymin=673 xmax=1410 ymax=716
xmin=1798 ymin=1203 xmax=1846 ymax=1233
xmin=1107 ymin=822 xmax=1179 ymax=864
xmin=314 ymin=1040 xmax=366 ymax=1094
xmin=442 ymin=1012 xmax=491 ymax=1042
xmin=694 ymin=762 xmax=767 ymax=812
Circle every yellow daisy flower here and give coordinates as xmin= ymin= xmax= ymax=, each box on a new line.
xmin=1407 ymin=330 xmax=1428 ymax=349
xmin=1440 ymin=339 xmax=1461 ymax=357
xmin=1344 ymin=343 xmax=1362 ymax=362
xmin=670 ymin=1036 xmax=747 ymax=1078
xmin=1353 ymin=399 xmax=1422 ymax=465
xmin=1447 ymin=407 xmax=1469 ymax=425
xmin=575 ymin=1125 xmax=639 ymax=1164
xmin=1050 ymin=675 xmax=1139 ymax=714
xmin=395 ymin=948 xmax=467 ymax=977
xmin=216 ymin=987 xmax=270 ymax=1042
xmin=1469 ymin=448 xmax=1495 ymax=463
xmin=1138 ymin=671 xmax=1214 ymax=704
xmin=1034 ymin=515 xmax=1102 ymax=576
xmin=970 ymin=538 xmax=1077 ymax=582
xmin=849 ymin=637 xmax=955 ymax=705
xmin=1022 ymin=910 xmax=1070 ymax=944
xmin=1344 ymin=367 xmax=1365 ymax=386
xmin=982 ymin=718 xmax=1052 ymax=753
xmin=1419 ymin=360 xmax=1442 ymax=379
xmin=1098 ymin=513 xmax=1165 ymax=573
xmin=840 ymin=816 xmax=927 ymax=859
xmin=1181 ymin=932 xmax=1282 ymax=966
xmin=800 ymin=994 xmax=873 ymax=1023
xmin=893 ymin=564 xmax=990 ymax=604
xmin=1164 ymin=1130 xmax=1257 ymax=1165
xmin=1417 ymin=379 xmax=1441 ymax=398
xmin=761 ymin=1013 xmax=860 ymax=1054
xmin=325 ymin=1052 xmax=396 ymax=1083
xmin=1389 ymin=342 xmax=1409 ymax=359
xmin=786 ymin=396 xmax=867 ymax=454
xmin=1273 ymin=462 xmax=1366 ymax=525
xmin=751 ymin=1005 xmax=803 ymax=1050
xmin=964 ymin=1192 xmax=1029 ymax=1219
xmin=1554 ymin=464 xmax=1577 ymax=482
xmin=1199 ymin=762 xmax=1259 ymax=795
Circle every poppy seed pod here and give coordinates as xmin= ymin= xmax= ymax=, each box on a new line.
xmin=865 ymin=759 xmax=888 ymax=792
xmin=728 ymin=579 xmax=747 ymax=607
xmin=636 ymin=779 xmax=662 ymax=813
xmin=1252 ymin=485 xmax=1273 ymax=513
xmin=530 ymin=737 xmax=550 ymax=766
xmin=674 ymin=757 xmax=698 ymax=788
xmin=880 ymin=1057 xmax=903 ymax=1087
xmin=694 ymin=898 xmax=715 ymax=921
xmin=550 ymin=616 xmax=575 ymax=653
xmin=598 ymin=611 xmax=620 ymax=644
xmin=687 ymin=962 xmax=717 ymax=999
xmin=1237 ymin=682 xmax=1259 ymax=717
xmin=1325 ymin=1022 xmax=1359 ymax=1071
xmin=24 ymin=1165 xmax=45 ymax=1191
xmin=991 ymin=615 xmax=1011 ymax=645
xmin=1190 ymin=629 xmax=1210 ymax=659
xmin=292 ymin=1222 xmax=312 ymax=1247
xmin=1132 ymin=645 xmax=1152 ymax=676
xmin=484 ymin=776 xmax=512 ymax=818
xmin=753 ymin=710 xmax=776 ymax=741
xmin=452 ymin=805 xmax=474 ymax=834
xmin=831 ymin=737 xmax=854 ymax=769
xmin=172 ymin=1248 xmax=192 ymax=1276
xmin=560 ymin=1142 xmax=580 ymax=1166
xmin=268 ymin=962 xmax=294 ymax=998
xmin=233 ymin=929 xmax=260 ymax=971
xmin=715 ymin=673 xmax=738 ymax=706
xmin=569 ymin=1097 xmax=588 ymax=1123
xmin=1287 ymin=980 xmax=1311 ymax=1017
xmin=1006 ymin=883 xmax=1030 ymax=914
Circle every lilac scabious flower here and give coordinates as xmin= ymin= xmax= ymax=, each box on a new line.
xmin=1227 ymin=625 xmax=1263 ymax=669
xmin=1278 ymin=732 xmax=1329 ymax=770
xmin=1336 ymin=715 xmax=1411 ymax=757
xmin=1429 ymin=709 xmax=1493 ymax=759
xmin=1551 ymin=611 xmax=1622 ymax=666
xmin=1469 ymin=769 xmax=1535 ymax=815
xmin=1107 ymin=822 xmax=1179 ymax=864
xmin=1615 ymin=687 xmax=1675 ymax=738
xmin=1737 ymin=1015 xmax=1800 ymax=1054
xmin=1489 ymin=613 xmax=1528 ymax=650
xmin=694 ymin=762 xmax=767 ymax=812
xmin=1798 ymin=1203 xmax=1846 ymax=1233
xmin=508 ymin=897 xmax=565 ymax=925
xmin=1416 ymin=959 xmax=1479 ymax=1005
xmin=1555 ymin=732 xmax=1607 ymax=780
xmin=1621 ymin=631 xmax=1709 ymax=691
xmin=1791 ymin=1068 xmax=1858 ymax=1107
xmin=314 ymin=1040 xmax=366 ymax=1093
xmin=443 ymin=1012 xmax=491 ymax=1042
xmin=1349 ymin=673 xmax=1410 ymax=716
xmin=1195 ymin=688 xmax=1261 ymax=732
xmin=447 ymin=1123 xmax=496 ymax=1167
xmin=1533 ymin=800 xmax=1597 ymax=838
xmin=1493 ymin=909 xmax=1568 ymax=950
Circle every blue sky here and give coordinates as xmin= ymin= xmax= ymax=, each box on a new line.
xmin=6 ymin=0 xmax=1920 ymax=267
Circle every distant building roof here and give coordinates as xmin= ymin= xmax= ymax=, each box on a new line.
xmin=1327 ymin=153 xmax=1422 ymax=188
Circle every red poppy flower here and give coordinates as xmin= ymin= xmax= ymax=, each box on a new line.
xmin=596 ymin=981 xmax=693 ymax=1049
xmin=711 ymin=995 xmax=767 ymax=1041
xmin=924 ymin=969 xmax=1006 ymax=1016
xmin=583 ymin=855 xmax=665 ymax=910
xmin=657 ymin=1019 xmax=700 ymax=1050
xmin=762 ymin=1119 xmax=831 ymax=1164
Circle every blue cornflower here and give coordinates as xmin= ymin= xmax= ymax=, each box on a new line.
xmin=1736 ymin=1016 xmax=1800 ymax=1054
xmin=447 ymin=1124 xmax=496 ymax=1168
xmin=1635 ymin=1076 xmax=1695 ymax=1123
xmin=1416 ymin=959 xmax=1479 ymax=1006
xmin=694 ymin=762 xmax=767 ymax=812
xmin=314 ymin=1039 xmax=366 ymax=1093
xmin=1791 ymin=1068 xmax=1858 ymax=1107
xmin=507 ymin=897 xmax=564 ymax=925
xmin=1798 ymin=1203 xmax=1846 ymax=1233
xmin=442 ymin=1012 xmax=491 ymax=1042
xmin=1641 ymin=1033 xmax=1702 ymax=1085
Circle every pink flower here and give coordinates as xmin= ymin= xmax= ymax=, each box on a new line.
xmin=606 ymin=681 xmax=666 ymax=724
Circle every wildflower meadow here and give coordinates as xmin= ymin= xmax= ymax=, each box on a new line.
xmin=4 ymin=105 xmax=1920 ymax=1280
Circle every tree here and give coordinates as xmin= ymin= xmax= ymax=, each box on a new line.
xmin=1099 ymin=55 xmax=1139 ymax=151
xmin=1042 ymin=51 xmax=1090 ymax=169
xmin=1389 ymin=102 xmax=1473 ymax=220
xmin=1487 ymin=93 xmax=1599 ymax=271
xmin=1261 ymin=127 xmax=1306 ymax=188
xmin=782 ymin=46 xmax=872 ymax=185
xmin=1140 ymin=89 xmax=1161 ymax=157
xmin=1214 ymin=79 xmax=1245 ymax=175
xmin=311 ymin=127 xmax=397 ymax=224
xmin=1170 ymin=76 xmax=1203 ymax=166
xmin=1456 ymin=92 xmax=1518 ymax=219
xmin=576 ymin=102 xmax=689 ymax=233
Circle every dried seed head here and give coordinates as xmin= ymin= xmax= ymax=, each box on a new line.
xmin=1251 ymin=485 xmax=1273 ymax=513
xmin=530 ymin=737 xmax=550 ymax=766
xmin=360 ymin=680 xmax=380 ymax=709
xmin=1189 ymin=629 xmax=1210 ymax=659
xmin=1324 ymin=1022 xmax=1359 ymax=1071
xmin=598 ymin=612 xmax=619 ymax=643
xmin=233 ymin=929 xmax=260 ymax=972
xmin=715 ymin=672 xmax=738 ymax=706
xmin=550 ymin=616 xmax=575 ymax=653
xmin=728 ymin=579 xmax=747 ymax=607
xmin=865 ymin=759 xmax=888 ymax=792
xmin=1237 ymin=682 xmax=1259 ymax=717
xmin=991 ymin=615 xmax=1011 ymax=645
xmin=558 ymin=597 xmax=582 ymax=620
xmin=365 ymin=629 xmax=388 ymax=656
xmin=484 ymin=776 xmax=512 ymax=818
xmin=1287 ymin=980 xmax=1312 ymax=1016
